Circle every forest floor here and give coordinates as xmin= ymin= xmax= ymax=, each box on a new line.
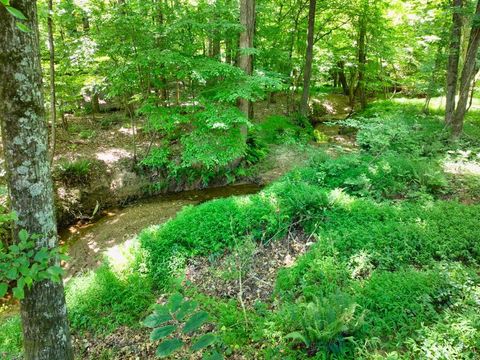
xmin=6 ymin=94 xmax=479 ymax=360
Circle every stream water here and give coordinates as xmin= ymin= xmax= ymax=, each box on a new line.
xmin=59 ymin=183 xmax=262 ymax=278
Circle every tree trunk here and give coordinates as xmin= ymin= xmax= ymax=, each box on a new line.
xmin=445 ymin=0 xmax=464 ymax=125
xmin=300 ymin=0 xmax=316 ymax=117
xmin=452 ymin=0 xmax=480 ymax=137
xmin=238 ymin=0 xmax=255 ymax=125
xmin=337 ymin=61 xmax=349 ymax=95
xmin=357 ymin=1 xmax=368 ymax=110
xmin=0 ymin=2 xmax=73 ymax=360
xmin=47 ymin=0 xmax=56 ymax=165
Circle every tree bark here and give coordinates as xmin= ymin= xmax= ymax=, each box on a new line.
xmin=452 ymin=0 xmax=480 ymax=137
xmin=238 ymin=0 xmax=255 ymax=125
xmin=47 ymin=0 xmax=56 ymax=165
xmin=445 ymin=0 xmax=464 ymax=125
xmin=0 ymin=2 xmax=74 ymax=359
xmin=357 ymin=0 xmax=368 ymax=110
xmin=300 ymin=0 xmax=317 ymax=117
xmin=337 ymin=60 xmax=349 ymax=95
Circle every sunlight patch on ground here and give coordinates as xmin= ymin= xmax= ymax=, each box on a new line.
xmin=96 ymin=148 xmax=131 ymax=163
xmin=443 ymin=150 xmax=480 ymax=176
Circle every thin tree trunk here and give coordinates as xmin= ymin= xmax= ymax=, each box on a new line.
xmin=47 ymin=0 xmax=56 ymax=165
xmin=445 ymin=0 xmax=464 ymax=125
xmin=0 ymin=2 xmax=73 ymax=360
xmin=238 ymin=0 xmax=255 ymax=126
xmin=300 ymin=0 xmax=316 ymax=117
xmin=452 ymin=0 xmax=480 ymax=137
xmin=337 ymin=61 xmax=349 ymax=95
xmin=357 ymin=1 xmax=368 ymax=110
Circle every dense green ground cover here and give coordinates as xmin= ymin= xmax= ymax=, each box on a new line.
xmin=2 ymin=100 xmax=480 ymax=359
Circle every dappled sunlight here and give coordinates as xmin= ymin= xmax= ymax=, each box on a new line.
xmin=95 ymin=148 xmax=132 ymax=163
xmin=443 ymin=150 xmax=480 ymax=176
xmin=105 ymin=238 xmax=141 ymax=275
xmin=328 ymin=188 xmax=355 ymax=209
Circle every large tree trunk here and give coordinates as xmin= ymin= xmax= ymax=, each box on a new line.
xmin=238 ymin=0 xmax=255 ymax=126
xmin=357 ymin=1 xmax=368 ymax=110
xmin=47 ymin=0 xmax=56 ymax=165
xmin=299 ymin=0 xmax=316 ymax=117
xmin=452 ymin=0 xmax=480 ymax=137
xmin=445 ymin=0 xmax=464 ymax=125
xmin=0 ymin=2 xmax=74 ymax=360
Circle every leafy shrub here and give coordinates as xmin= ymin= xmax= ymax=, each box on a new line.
xmin=0 ymin=229 xmax=66 ymax=300
xmin=285 ymin=152 xmax=448 ymax=199
xmin=144 ymin=293 xmax=220 ymax=358
xmin=139 ymin=103 xmax=249 ymax=185
xmin=284 ymin=292 xmax=364 ymax=357
xmin=55 ymin=159 xmax=91 ymax=185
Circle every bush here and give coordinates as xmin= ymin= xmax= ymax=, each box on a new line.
xmin=284 ymin=152 xmax=448 ymax=199
xmin=55 ymin=159 xmax=91 ymax=185
xmin=283 ymin=292 xmax=364 ymax=357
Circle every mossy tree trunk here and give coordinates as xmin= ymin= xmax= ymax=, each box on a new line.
xmin=0 ymin=2 xmax=74 ymax=359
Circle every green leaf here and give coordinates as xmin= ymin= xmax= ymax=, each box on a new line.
xmin=18 ymin=229 xmax=28 ymax=242
xmin=156 ymin=338 xmax=183 ymax=358
xmin=168 ymin=292 xmax=184 ymax=313
xmin=183 ymin=311 xmax=209 ymax=334
xmin=12 ymin=286 xmax=24 ymax=300
xmin=34 ymin=248 xmax=49 ymax=263
xmin=6 ymin=267 xmax=17 ymax=280
xmin=190 ymin=334 xmax=216 ymax=352
xmin=6 ymin=6 xmax=27 ymax=20
xmin=0 ymin=283 xmax=8 ymax=298
xmin=143 ymin=311 xmax=173 ymax=328
xmin=47 ymin=266 xmax=64 ymax=277
xmin=285 ymin=331 xmax=309 ymax=347
xmin=150 ymin=325 xmax=176 ymax=340
xmin=16 ymin=22 xmax=30 ymax=33
xmin=177 ymin=300 xmax=198 ymax=321
xmin=0 ymin=0 xmax=10 ymax=7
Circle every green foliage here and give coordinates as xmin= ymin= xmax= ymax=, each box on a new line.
xmin=67 ymin=263 xmax=154 ymax=333
xmin=254 ymin=115 xmax=312 ymax=145
xmin=0 ymin=315 xmax=22 ymax=359
xmin=78 ymin=129 xmax=96 ymax=140
xmin=0 ymin=229 xmax=66 ymax=300
xmin=284 ymin=292 xmax=365 ymax=356
xmin=139 ymin=192 xmax=289 ymax=286
xmin=144 ymin=292 xmax=219 ymax=358
xmin=139 ymin=103 xmax=249 ymax=185
xmin=285 ymin=152 xmax=448 ymax=200
xmin=55 ymin=159 xmax=92 ymax=185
